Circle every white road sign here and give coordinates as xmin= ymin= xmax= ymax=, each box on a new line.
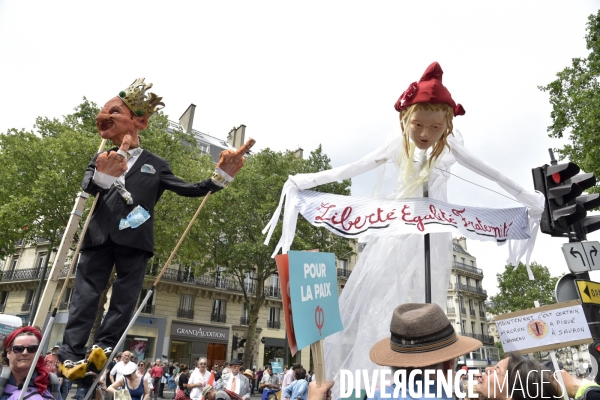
xmin=562 ymin=241 xmax=600 ymax=273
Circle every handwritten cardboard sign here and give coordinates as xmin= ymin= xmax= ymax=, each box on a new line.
xmin=494 ymin=300 xmax=592 ymax=354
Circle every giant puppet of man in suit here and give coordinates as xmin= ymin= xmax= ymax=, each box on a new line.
xmin=58 ymin=79 xmax=254 ymax=380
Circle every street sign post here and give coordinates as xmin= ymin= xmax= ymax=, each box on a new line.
xmin=556 ymin=273 xmax=579 ymax=303
xmin=576 ymin=280 xmax=600 ymax=305
xmin=562 ymin=241 xmax=600 ymax=273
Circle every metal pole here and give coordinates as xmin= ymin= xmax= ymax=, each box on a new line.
xmin=29 ymin=242 xmax=54 ymax=326
xmin=422 ymin=151 xmax=431 ymax=303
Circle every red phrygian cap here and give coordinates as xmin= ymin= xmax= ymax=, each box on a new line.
xmin=394 ymin=62 xmax=465 ymax=117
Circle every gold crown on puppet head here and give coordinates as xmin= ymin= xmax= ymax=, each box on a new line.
xmin=118 ymin=78 xmax=165 ymax=117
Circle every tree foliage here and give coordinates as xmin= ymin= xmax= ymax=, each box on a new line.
xmin=539 ymin=11 xmax=600 ymax=186
xmin=191 ymin=146 xmax=354 ymax=367
xmin=488 ymin=262 xmax=558 ymax=315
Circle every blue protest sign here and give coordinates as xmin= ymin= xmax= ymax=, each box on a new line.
xmin=288 ymin=250 xmax=343 ymax=350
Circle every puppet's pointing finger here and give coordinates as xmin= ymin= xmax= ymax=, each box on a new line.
xmin=234 ymin=138 xmax=256 ymax=157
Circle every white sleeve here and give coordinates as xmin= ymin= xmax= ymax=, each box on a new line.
xmin=93 ymin=169 xmax=119 ymax=189
xmin=448 ymin=135 xmax=545 ymax=276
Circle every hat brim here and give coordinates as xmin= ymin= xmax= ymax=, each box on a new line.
xmin=370 ymin=336 xmax=482 ymax=368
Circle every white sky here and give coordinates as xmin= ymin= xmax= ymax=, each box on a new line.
xmin=1 ymin=1 xmax=599 ymax=298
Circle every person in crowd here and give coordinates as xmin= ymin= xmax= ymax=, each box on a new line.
xmin=283 ymin=367 xmax=308 ymax=400
xmin=260 ymin=365 xmax=279 ymax=392
xmin=217 ymin=359 xmax=250 ymax=400
xmin=282 ymin=364 xmax=301 ymax=392
xmin=106 ymin=353 xmax=122 ymax=387
xmin=0 ymin=326 xmax=55 ymax=400
xmin=106 ymin=362 xmax=149 ymax=400
xmin=160 ymin=360 xmax=169 ymax=398
xmin=188 ymin=358 xmax=212 ymax=400
xmin=138 ymin=361 xmax=154 ymax=399
xmin=368 ymin=303 xmax=482 ymax=400
xmin=256 ymin=369 xmax=263 ymax=394
xmin=242 ymin=370 xmax=254 ymax=396
xmin=174 ymin=365 xmax=191 ymax=400
xmin=45 ymin=345 xmax=60 ymax=375
xmin=476 ymin=353 xmax=562 ymax=400
xmin=151 ymin=359 xmax=164 ymax=399
xmin=111 ymin=351 xmax=137 ymax=384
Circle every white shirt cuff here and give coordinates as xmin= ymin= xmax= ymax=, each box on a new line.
xmin=211 ymin=168 xmax=234 ymax=188
xmin=93 ymin=169 xmax=119 ymax=189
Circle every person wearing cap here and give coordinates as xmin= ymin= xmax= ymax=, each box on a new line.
xmin=58 ymin=78 xmax=254 ymax=381
xmin=263 ymin=62 xmax=545 ymax=399
xmin=106 ymin=361 xmax=149 ymax=400
xmin=217 ymin=359 xmax=250 ymax=400
xmin=44 ymin=345 xmax=60 ymax=376
xmin=368 ymin=303 xmax=482 ymax=400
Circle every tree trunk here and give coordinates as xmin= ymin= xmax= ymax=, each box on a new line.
xmin=243 ymin=284 xmax=265 ymax=368
xmin=86 ymin=267 xmax=117 ymax=349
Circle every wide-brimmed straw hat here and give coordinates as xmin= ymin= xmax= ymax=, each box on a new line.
xmin=243 ymin=369 xmax=253 ymax=378
xmin=370 ymin=303 xmax=481 ymax=368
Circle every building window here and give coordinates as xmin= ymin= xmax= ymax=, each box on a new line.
xmin=338 ymin=259 xmax=348 ymax=271
xmin=10 ymin=256 xmax=19 ymax=272
xmin=240 ymin=303 xmax=249 ymax=325
xmin=178 ymin=294 xmax=195 ymax=319
xmin=471 ymin=321 xmax=475 ymax=334
xmin=22 ymin=290 xmax=34 ymax=312
xmin=461 ymin=320 xmax=466 ymax=334
xmin=481 ymin=323 xmax=485 ymax=335
xmin=211 ymin=299 xmax=227 ymax=323
xmin=244 ymin=271 xmax=254 ymax=293
xmin=0 ymin=291 xmax=8 ymax=313
xmin=268 ymin=307 xmax=280 ymax=329
xmin=59 ymin=287 xmax=74 ymax=310
xmin=215 ymin=266 xmax=227 ymax=289
xmin=471 ymin=260 xmax=475 ymax=267
xmin=199 ymin=143 xmax=210 ymax=156
xmin=266 ymin=274 xmax=280 ymax=298
xmin=35 ymin=252 xmax=47 ymax=271
xmin=138 ymin=289 xmax=155 ymax=314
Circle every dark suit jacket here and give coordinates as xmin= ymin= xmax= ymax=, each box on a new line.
xmin=81 ymin=149 xmax=221 ymax=254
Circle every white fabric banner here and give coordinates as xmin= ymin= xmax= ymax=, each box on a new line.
xmin=296 ymin=190 xmax=530 ymax=243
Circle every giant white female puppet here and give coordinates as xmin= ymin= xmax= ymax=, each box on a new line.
xmin=262 ymin=62 xmax=544 ymax=392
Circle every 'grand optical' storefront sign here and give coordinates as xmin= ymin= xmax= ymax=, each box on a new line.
xmin=171 ymin=322 xmax=229 ymax=342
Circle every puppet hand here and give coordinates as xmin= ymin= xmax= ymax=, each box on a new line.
xmin=216 ymin=138 xmax=255 ymax=178
xmin=96 ymin=135 xmax=131 ymax=177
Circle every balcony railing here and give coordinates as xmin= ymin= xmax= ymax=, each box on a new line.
xmin=461 ymin=332 xmax=494 ymax=344
xmin=265 ymin=286 xmax=280 ymax=299
xmin=0 ymin=264 xmax=75 ymax=282
xmin=240 ymin=316 xmax=250 ymax=325
xmin=446 ymin=307 xmax=456 ymax=315
xmin=455 ymin=283 xmax=487 ymax=296
xmin=21 ymin=303 xmax=31 ymax=312
xmin=479 ymin=311 xmax=486 ymax=318
xmin=141 ymin=304 xmax=154 ymax=314
xmin=211 ymin=313 xmax=227 ymax=323
xmin=469 ymin=309 xmax=476 ymax=316
xmin=177 ymin=308 xmax=194 ymax=319
xmin=148 ymin=267 xmax=283 ymax=299
xmin=460 ymin=307 xmax=466 ymax=315
xmin=337 ymin=268 xmax=351 ymax=279
xmin=452 ymin=262 xmax=483 ymax=276
xmin=267 ymin=320 xmax=280 ymax=329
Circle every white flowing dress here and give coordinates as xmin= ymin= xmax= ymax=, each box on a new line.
xmin=262 ymin=131 xmax=544 ymax=398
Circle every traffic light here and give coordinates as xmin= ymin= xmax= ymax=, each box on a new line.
xmin=589 ymin=342 xmax=600 ymax=384
xmin=532 ymin=159 xmax=600 ymax=239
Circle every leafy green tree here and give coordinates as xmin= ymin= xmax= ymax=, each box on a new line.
xmin=488 ymin=262 xmax=558 ymax=315
xmin=539 ymin=11 xmax=600 ymax=182
xmin=191 ymin=146 xmax=354 ymax=367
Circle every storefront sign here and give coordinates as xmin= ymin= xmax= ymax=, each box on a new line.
xmin=494 ymin=300 xmax=592 ymax=354
xmin=171 ymin=322 xmax=229 ymax=342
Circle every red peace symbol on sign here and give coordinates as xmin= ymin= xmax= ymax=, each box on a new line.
xmin=315 ymin=305 xmax=324 ymax=335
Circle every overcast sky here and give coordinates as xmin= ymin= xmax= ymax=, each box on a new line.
xmin=1 ymin=1 xmax=599 ymax=298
